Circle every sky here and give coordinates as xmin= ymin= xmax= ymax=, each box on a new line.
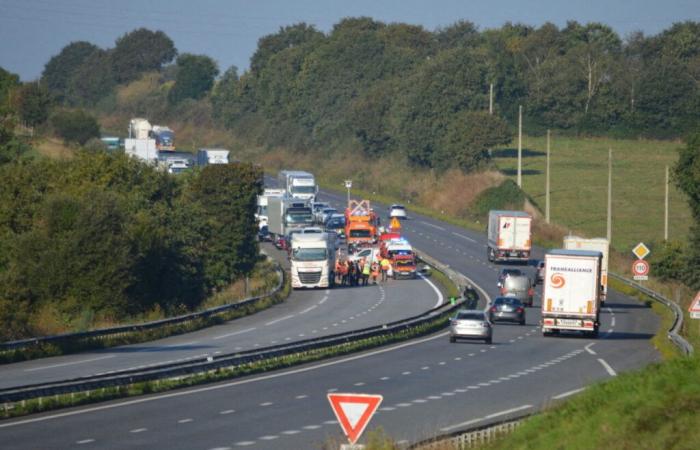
xmin=1 ymin=0 xmax=699 ymax=81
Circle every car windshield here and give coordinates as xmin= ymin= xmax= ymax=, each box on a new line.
xmin=292 ymin=248 xmax=327 ymax=261
xmin=501 ymin=269 xmax=522 ymax=278
xmin=286 ymin=211 xmax=313 ymax=224
xmin=327 ymin=219 xmax=345 ymax=228
xmin=456 ymin=312 xmax=485 ymax=321
xmin=292 ymin=186 xmax=315 ymax=194
xmin=350 ymin=229 xmax=371 ymax=238
xmin=313 ymin=203 xmax=329 ymax=211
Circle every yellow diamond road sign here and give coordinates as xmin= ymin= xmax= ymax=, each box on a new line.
xmin=632 ymin=242 xmax=650 ymax=260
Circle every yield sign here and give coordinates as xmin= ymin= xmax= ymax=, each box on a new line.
xmin=689 ymin=291 xmax=700 ymax=319
xmin=327 ymin=393 xmax=383 ymax=444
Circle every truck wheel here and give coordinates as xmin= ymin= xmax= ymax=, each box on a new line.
xmin=487 ymin=248 xmax=494 ymax=262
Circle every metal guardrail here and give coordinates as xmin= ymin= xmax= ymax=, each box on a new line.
xmin=0 ymin=264 xmax=285 ymax=353
xmin=609 ymin=272 xmax=693 ymax=356
xmin=413 ymin=417 xmax=524 ymax=449
xmin=0 ymin=292 xmax=463 ymax=403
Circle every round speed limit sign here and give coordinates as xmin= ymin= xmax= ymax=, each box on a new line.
xmin=632 ymin=259 xmax=649 ymax=277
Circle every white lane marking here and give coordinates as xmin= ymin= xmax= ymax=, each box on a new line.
xmin=380 ymin=376 xmax=390 ymax=381
xmin=418 ymin=272 xmax=444 ymax=308
xmin=323 ymin=420 xmax=338 ymax=425
xmin=24 ymin=355 xmax=116 ymax=372
xmin=552 ymin=388 xmax=586 ymax=400
xmin=260 ymin=402 xmax=273 ymax=406
xmin=220 ymin=410 xmax=235 ymax=415
xmin=380 ymin=407 xmax=395 ymax=411
xmin=235 ymin=441 xmax=256 ymax=446
xmin=441 ymin=405 xmax=532 ymax=432
xmin=299 ymin=304 xmax=318 ymax=314
xmin=130 ymin=428 xmax=147 ymax=433
xmin=598 ymin=359 xmax=617 ymax=376
xmin=420 ymin=221 xmax=445 ymax=231
xmin=402 ymin=371 xmax=412 ymax=375
xmin=76 ymin=439 xmax=95 ymax=444
xmin=209 ymin=447 xmax=232 ymax=450
xmin=281 ymin=430 xmax=300 ymax=435
xmin=258 ymin=436 xmax=278 ymax=440
xmin=213 ymin=327 xmax=257 ymax=340
xmin=611 ymin=317 xmax=616 ymax=327
xmin=354 ymin=382 xmax=365 ymax=386
xmin=319 ymin=296 xmax=328 ymax=305
xmin=295 ymin=395 xmax=308 ymax=399
xmin=178 ymin=418 xmax=193 ymax=423
xmin=0 ymin=331 xmax=451 ymax=429
xmin=451 ymin=232 xmax=477 ymax=243
xmin=585 ymin=343 xmax=597 ymax=355
xmin=265 ymin=314 xmax=294 ymax=326
xmin=303 ymin=425 xmax=321 ymax=430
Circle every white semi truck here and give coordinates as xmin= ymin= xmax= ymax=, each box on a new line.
xmin=289 ymin=233 xmax=336 ymax=289
xmin=487 ymin=210 xmax=532 ymax=263
xmin=541 ymin=249 xmax=603 ymax=337
xmin=256 ymin=188 xmax=286 ymax=230
xmin=277 ymin=170 xmax=318 ymax=202
xmin=128 ymin=118 xmax=152 ymax=139
xmin=563 ymin=236 xmax=609 ymax=305
xmin=267 ymin=196 xmax=314 ymax=239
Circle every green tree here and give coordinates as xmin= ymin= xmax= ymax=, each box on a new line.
xmin=435 ymin=111 xmax=512 ymax=172
xmin=186 ymin=163 xmax=262 ymax=288
xmin=250 ymin=23 xmax=323 ymax=75
xmin=0 ymin=66 xmax=20 ymax=108
xmin=51 ymin=109 xmax=100 ymax=145
xmin=16 ymin=82 xmax=52 ymax=127
xmin=42 ymin=41 xmax=100 ymax=102
xmin=111 ymin=28 xmax=177 ymax=83
xmin=65 ymin=49 xmax=116 ymax=106
xmin=675 ymin=132 xmax=700 ymax=288
xmin=168 ymin=53 xmax=219 ymax=104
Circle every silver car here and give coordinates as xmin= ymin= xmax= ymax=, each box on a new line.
xmin=489 ymin=297 xmax=526 ymax=325
xmin=501 ymin=275 xmax=534 ymax=307
xmin=449 ymin=310 xmax=492 ymax=344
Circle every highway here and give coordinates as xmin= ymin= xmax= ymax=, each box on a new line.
xmin=0 ymin=245 xmax=443 ymax=389
xmin=0 ymin=186 xmax=661 ymax=449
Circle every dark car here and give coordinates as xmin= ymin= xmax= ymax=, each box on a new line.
xmin=497 ymin=268 xmax=523 ymax=288
xmin=488 ymin=297 xmax=526 ymax=325
xmin=258 ymin=225 xmax=270 ymax=242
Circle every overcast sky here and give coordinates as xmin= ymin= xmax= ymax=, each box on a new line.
xmin=1 ymin=0 xmax=699 ymax=81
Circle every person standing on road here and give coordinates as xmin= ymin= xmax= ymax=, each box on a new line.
xmin=361 ymin=258 xmax=371 ymax=286
xmin=370 ymin=261 xmax=380 ymax=284
xmin=380 ymin=256 xmax=391 ymax=282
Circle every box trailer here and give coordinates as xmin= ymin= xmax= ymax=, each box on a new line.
xmin=487 ymin=210 xmax=532 ymax=263
xmin=563 ymin=236 xmax=609 ymax=304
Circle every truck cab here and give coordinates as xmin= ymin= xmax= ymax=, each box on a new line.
xmin=289 ymin=233 xmax=336 ymax=289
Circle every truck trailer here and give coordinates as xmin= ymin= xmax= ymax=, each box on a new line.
xmin=124 ymin=138 xmax=157 ymax=165
xmin=289 ymin=233 xmax=336 ymax=289
xmin=487 ymin=210 xmax=532 ymax=263
xmin=563 ymin=236 xmax=609 ymax=305
xmin=256 ymin=188 xmax=286 ymax=230
xmin=541 ymin=249 xmax=603 ymax=337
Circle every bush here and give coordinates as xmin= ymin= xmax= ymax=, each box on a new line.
xmin=472 ymin=179 xmax=527 ymax=217
xmin=51 ymin=109 xmax=100 ymax=145
xmin=649 ymin=240 xmax=686 ymax=282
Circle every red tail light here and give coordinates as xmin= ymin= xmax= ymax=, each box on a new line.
xmin=517 ymin=307 xmax=524 ymax=313
xmin=500 ymin=288 xmax=506 ymax=294
xmin=528 ymin=288 xmax=534 ymax=296
xmin=490 ymin=306 xmax=497 ymax=312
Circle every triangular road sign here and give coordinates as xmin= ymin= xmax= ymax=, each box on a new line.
xmin=327 ymin=393 xmax=383 ymax=444
xmin=689 ymin=291 xmax=700 ymax=312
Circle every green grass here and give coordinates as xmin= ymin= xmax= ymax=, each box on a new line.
xmin=493 ymin=135 xmax=691 ymax=252
xmin=480 ymin=356 xmax=700 ymax=450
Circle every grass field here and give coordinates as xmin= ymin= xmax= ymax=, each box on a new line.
xmin=493 ymin=135 xmax=691 ymax=252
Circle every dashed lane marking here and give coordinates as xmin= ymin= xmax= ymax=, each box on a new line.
xmin=552 ymin=387 xmax=586 ymax=400
xmin=265 ymin=314 xmax=294 ymax=326
xmin=598 ymin=358 xmax=617 ymax=376
xmin=213 ymin=327 xmax=256 ymax=340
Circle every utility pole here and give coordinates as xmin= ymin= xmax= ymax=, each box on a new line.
xmin=546 ymin=129 xmax=551 ymax=224
xmin=665 ymin=165 xmax=669 ymax=241
xmin=607 ymin=148 xmax=612 ymax=242
xmin=517 ymin=105 xmax=523 ymax=188
xmin=489 ymin=83 xmax=494 ymax=115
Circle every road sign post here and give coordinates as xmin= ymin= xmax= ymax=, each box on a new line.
xmin=328 ymin=393 xmax=383 ymax=447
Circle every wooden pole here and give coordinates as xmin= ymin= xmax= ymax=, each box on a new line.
xmin=665 ymin=165 xmax=669 ymax=241
xmin=517 ymin=105 xmax=522 ymax=188
xmin=607 ymin=148 xmax=612 ymax=242
xmin=489 ymin=83 xmax=494 ymax=115
xmin=546 ymin=129 xmax=551 ymax=224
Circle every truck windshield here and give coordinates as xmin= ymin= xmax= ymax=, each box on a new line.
xmin=350 ymin=229 xmax=371 ymax=238
xmin=292 ymin=186 xmax=315 ymax=194
xmin=286 ymin=212 xmax=313 ymax=224
xmin=292 ymin=248 xmax=327 ymax=261
xmin=395 ymin=259 xmax=415 ymax=268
